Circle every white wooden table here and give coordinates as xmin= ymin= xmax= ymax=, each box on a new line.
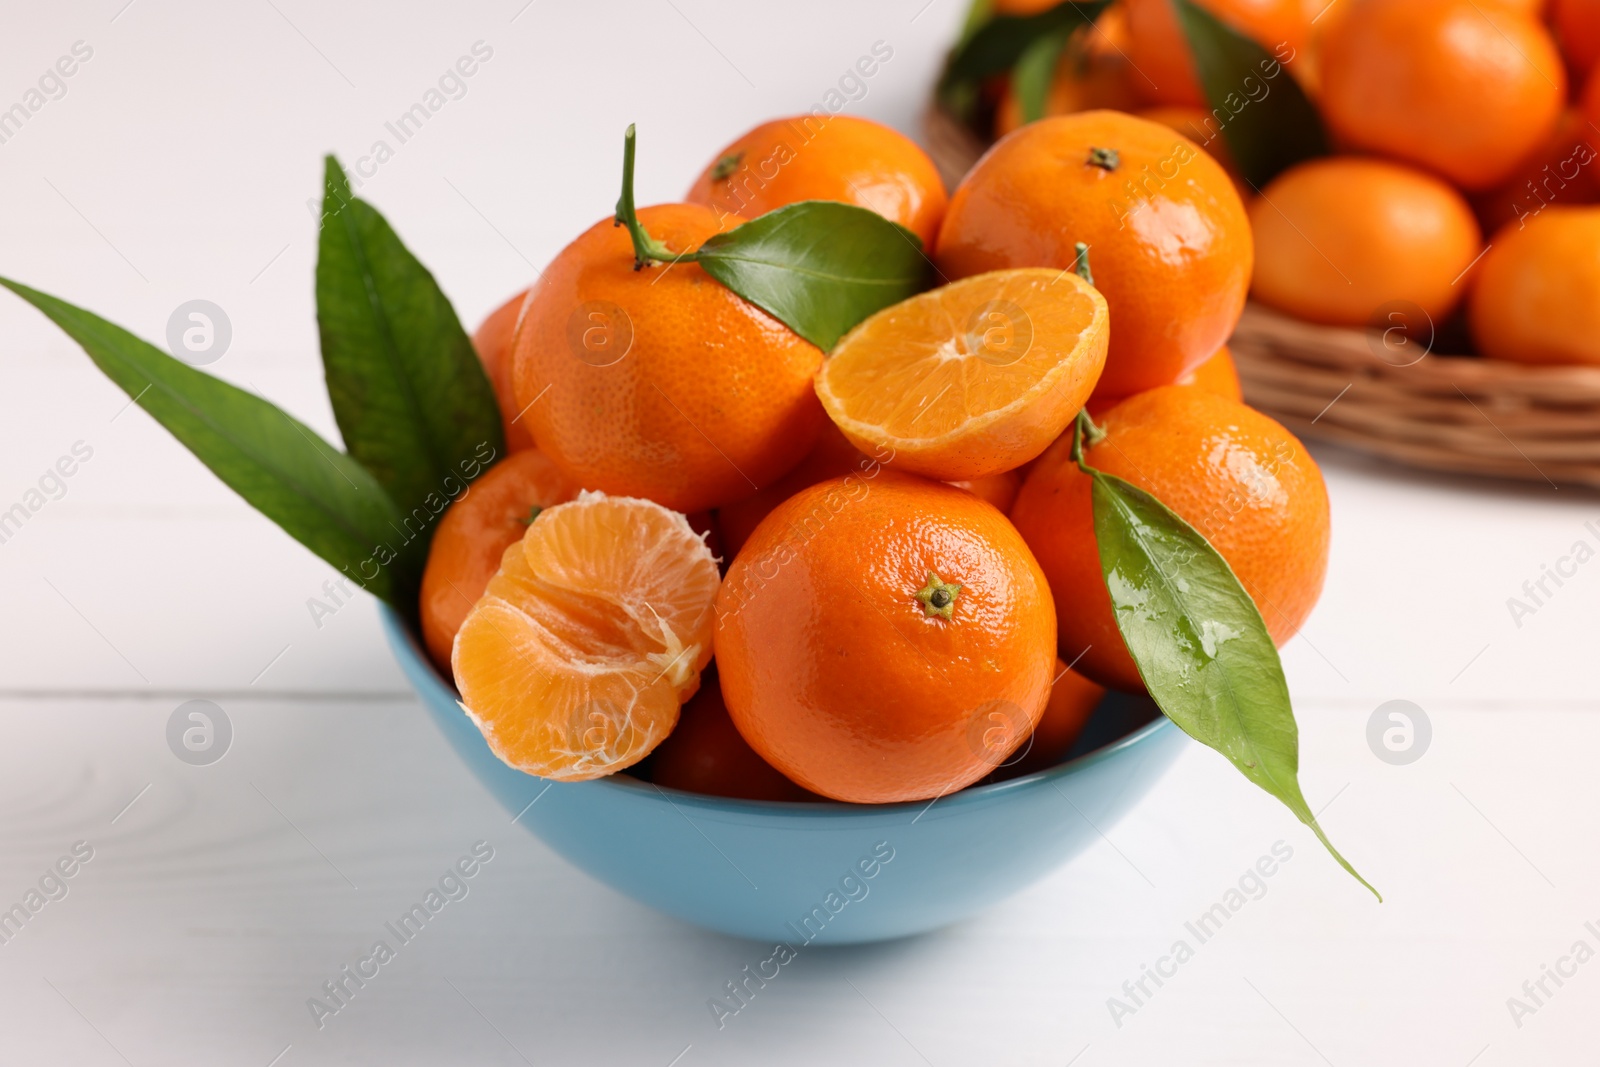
xmin=3 ymin=2 xmax=1598 ymax=1063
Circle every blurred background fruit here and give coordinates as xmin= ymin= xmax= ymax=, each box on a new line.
xmin=1554 ymin=0 xmax=1600 ymax=81
xmin=715 ymin=473 xmax=1055 ymax=803
xmin=993 ymin=6 xmax=1140 ymax=136
xmin=1249 ymin=156 xmax=1483 ymax=327
xmin=929 ymin=0 xmax=1600 ymax=492
xmin=1471 ymin=108 xmax=1599 ymax=235
xmin=686 ymin=114 xmax=949 ymax=246
xmin=1468 ymin=206 xmax=1600 ymax=365
xmin=936 ymin=111 xmax=1251 ymax=398
xmin=1011 ymin=387 xmax=1329 ymax=692
xmin=1124 ymin=0 xmax=1308 ymax=107
xmin=513 ymin=204 xmax=825 ymax=513
xmin=1318 ymin=0 xmax=1565 ymax=191
xmin=1581 ymin=68 xmax=1600 ymax=149
xmin=815 ymin=268 xmax=1108 ymax=479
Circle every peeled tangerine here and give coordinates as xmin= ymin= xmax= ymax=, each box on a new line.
xmin=452 ymin=492 xmax=720 ymax=781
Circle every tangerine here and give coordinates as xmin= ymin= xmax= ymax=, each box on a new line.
xmin=418 ymin=449 xmax=578 ymax=670
xmin=715 ymin=422 xmax=876 ymax=559
xmin=472 ymin=290 xmax=535 ymax=453
xmin=1468 ymin=206 xmax=1600 ymax=365
xmin=453 ymin=493 xmax=719 ymax=781
xmin=1249 ymin=157 xmax=1483 ymax=327
xmin=947 ymin=469 xmax=1023 ymax=512
xmin=1555 ymin=0 xmax=1600 ymax=80
xmin=1011 ymin=387 xmax=1330 ymax=692
xmin=1124 ymin=0 xmax=1308 ymax=107
xmin=685 ymin=115 xmax=948 ymax=246
xmin=935 ymin=111 xmax=1252 ymax=396
xmin=1471 ymin=108 xmax=1599 ymax=236
xmin=993 ymin=10 xmax=1141 ymax=135
xmin=1000 ymin=660 xmax=1105 ymax=777
xmin=1180 ymin=344 xmax=1242 ymax=403
xmin=715 ymin=472 xmax=1056 ymax=803
xmin=512 ymin=204 xmax=826 ymax=513
xmin=649 ymin=670 xmax=814 ymax=801
xmin=816 ymin=268 xmax=1108 ymax=480
xmin=1319 ymin=0 xmax=1566 ymax=191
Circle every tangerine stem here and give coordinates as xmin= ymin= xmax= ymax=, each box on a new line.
xmin=1071 ymin=408 xmax=1106 ymax=472
xmin=1073 ymin=242 xmax=1094 ymax=286
xmin=615 ymin=124 xmax=686 ymax=271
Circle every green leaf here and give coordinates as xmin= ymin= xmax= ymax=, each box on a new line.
xmin=0 ymin=277 xmax=420 ymax=608
xmin=692 ymin=201 xmax=931 ymax=351
xmin=939 ymin=0 xmax=1110 ymax=103
xmin=1013 ymin=28 xmax=1071 ymax=125
xmin=1089 ymin=468 xmax=1379 ymax=899
xmin=1174 ymin=0 xmax=1328 ymax=188
xmin=316 ymin=156 xmax=504 ymax=538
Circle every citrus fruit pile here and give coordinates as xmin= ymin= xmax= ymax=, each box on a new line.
xmin=961 ymin=0 xmax=1600 ymax=367
xmin=424 ymin=109 xmax=1329 ymax=811
xmin=5 ymin=104 xmax=1368 ymax=889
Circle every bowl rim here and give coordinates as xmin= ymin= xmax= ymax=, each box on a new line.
xmin=380 ymin=604 xmax=1178 ymax=819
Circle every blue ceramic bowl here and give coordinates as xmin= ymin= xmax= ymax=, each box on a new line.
xmin=383 ymin=607 xmax=1186 ymax=943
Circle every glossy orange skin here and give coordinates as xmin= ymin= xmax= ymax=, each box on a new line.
xmin=685 ymin=115 xmax=948 ymax=247
xmin=472 ymin=290 xmax=534 ymax=452
xmin=947 ymin=469 xmax=1023 ymax=513
xmin=716 ymin=422 xmax=1020 ymax=557
xmin=1136 ymin=106 xmax=1251 ymax=203
xmin=1320 ymin=0 xmax=1566 ymax=191
xmin=513 ymin=204 xmax=826 ymax=513
xmin=1556 ymin=0 xmax=1600 ymax=78
xmin=998 ymin=661 xmax=1105 ymax=778
xmin=1469 ymin=206 xmax=1600 ymax=365
xmin=1182 ymin=344 xmax=1242 ymax=402
xmin=1125 ymin=0 xmax=1308 ymax=107
xmin=1011 ymin=387 xmax=1330 ymax=692
xmin=1472 ymin=108 xmax=1600 ymax=235
xmin=1086 ymin=344 xmax=1242 ymax=417
xmin=650 ymin=672 xmax=815 ymax=801
xmin=715 ymin=473 xmax=1057 ymax=803
xmin=716 ymin=422 xmax=874 ymax=559
xmin=936 ymin=111 xmax=1252 ymax=397
xmin=418 ymin=450 xmax=579 ymax=670
xmin=1250 ymin=157 xmax=1484 ymax=327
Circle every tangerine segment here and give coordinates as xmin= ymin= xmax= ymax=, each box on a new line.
xmin=815 ymin=269 xmax=1109 ymax=481
xmin=452 ymin=492 xmax=719 ymax=781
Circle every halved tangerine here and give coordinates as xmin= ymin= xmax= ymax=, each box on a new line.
xmin=452 ymin=492 xmax=720 ymax=781
xmin=814 ymin=268 xmax=1108 ymax=480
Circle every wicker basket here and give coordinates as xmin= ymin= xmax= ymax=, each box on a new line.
xmin=922 ymin=104 xmax=1600 ymax=490
xmin=1230 ymin=305 xmax=1600 ymax=490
